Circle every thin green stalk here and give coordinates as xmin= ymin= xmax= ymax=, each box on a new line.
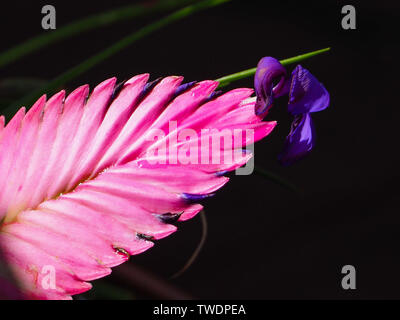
xmin=216 ymin=47 xmax=330 ymax=88
xmin=3 ymin=0 xmax=231 ymax=119
xmin=0 ymin=0 xmax=197 ymax=69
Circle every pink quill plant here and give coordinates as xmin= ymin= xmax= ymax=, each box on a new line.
xmin=0 ymin=74 xmax=276 ymax=299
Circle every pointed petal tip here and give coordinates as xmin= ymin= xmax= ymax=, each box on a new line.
xmin=162 ymin=75 xmax=184 ymax=86
xmin=42 ymin=91 xmax=65 ymax=118
xmin=179 ymin=204 xmax=203 ymax=221
xmin=78 ymin=267 xmax=112 ymax=282
xmin=14 ymin=107 xmax=26 ymax=118
xmin=125 ymin=73 xmax=150 ymax=85
xmin=47 ymin=90 xmax=65 ymax=105
xmin=180 ymin=80 xmax=219 ymax=100
xmin=94 ymin=77 xmax=117 ymax=93
xmin=265 ymin=120 xmax=278 ymax=134
xmin=199 ymin=79 xmax=219 ymax=88
xmin=65 ymin=84 xmax=90 ymax=105
xmin=151 ymin=224 xmax=178 ymax=240
xmin=214 ymin=176 xmax=229 ymax=190
xmin=35 ymin=94 xmax=47 ymax=104
xmin=76 ymin=84 xmax=90 ymax=93
xmin=25 ymin=95 xmax=46 ymax=120
xmin=133 ymin=240 xmax=154 ymax=255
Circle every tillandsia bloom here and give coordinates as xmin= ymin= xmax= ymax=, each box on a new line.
xmin=254 ymin=58 xmax=330 ymax=165
xmin=0 ymin=74 xmax=276 ymax=299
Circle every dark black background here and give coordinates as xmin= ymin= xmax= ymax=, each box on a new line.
xmin=0 ymin=0 xmax=399 ymax=299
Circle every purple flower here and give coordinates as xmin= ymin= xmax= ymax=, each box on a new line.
xmin=254 ymin=58 xmax=330 ymax=165
xmin=288 ymin=65 xmax=330 ymax=115
xmin=278 ymin=113 xmax=315 ymax=166
xmin=254 ymin=57 xmax=287 ymax=115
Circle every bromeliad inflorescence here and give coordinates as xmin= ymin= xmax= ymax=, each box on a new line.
xmin=0 ymin=45 xmax=330 ymax=299
xmin=0 ymin=74 xmax=275 ymax=299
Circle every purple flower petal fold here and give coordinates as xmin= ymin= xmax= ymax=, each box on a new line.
xmin=278 ymin=113 xmax=315 ymax=166
xmin=288 ymin=65 xmax=330 ymax=115
xmin=254 ymin=57 xmax=287 ymax=115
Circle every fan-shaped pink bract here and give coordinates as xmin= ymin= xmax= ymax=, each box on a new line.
xmin=0 ymin=74 xmax=276 ymax=299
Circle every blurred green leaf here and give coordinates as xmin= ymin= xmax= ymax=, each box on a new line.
xmin=0 ymin=78 xmax=48 ymax=97
xmin=3 ymin=0 xmax=232 ymax=120
xmin=0 ymin=78 xmax=48 ymax=109
xmin=0 ymin=0 xmax=197 ymax=69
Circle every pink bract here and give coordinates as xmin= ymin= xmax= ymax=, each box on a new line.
xmin=0 ymin=74 xmax=276 ymax=299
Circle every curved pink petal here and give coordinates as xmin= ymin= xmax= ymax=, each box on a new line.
xmin=0 ymin=73 xmax=276 ymax=299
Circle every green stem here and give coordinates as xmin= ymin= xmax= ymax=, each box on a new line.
xmin=0 ymin=0 xmax=197 ymax=69
xmin=3 ymin=0 xmax=231 ymax=119
xmin=215 ymin=47 xmax=331 ymax=88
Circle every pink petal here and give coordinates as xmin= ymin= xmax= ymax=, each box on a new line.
xmin=68 ymin=74 xmax=150 ymax=189
xmin=38 ymin=86 xmax=89 ymax=202
xmin=0 ymin=231 xmax=92 ymax=299
xmin=2 ymin=97 xmax=45 ymax=217
xmin=48 ymin=78 xmax=115 ymax=198
xmin=0 ymin=107 xmax=26 ymax=217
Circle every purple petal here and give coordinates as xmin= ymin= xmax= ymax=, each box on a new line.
xmin=254 ymin=57 xmax=287 ymax=115
xmin=288 ymin=65 xmax=330 ymax=115
xmin=278 ymin=113 xmax=316 ymax=166
xmin=204 ymin=90 xmax=223 ymax=103
xmin=181 ymin=193 xmax=215 ymax=203
xmin=137 ymin=77 xmax=162 ymax=101
xmin=174 ymin=81 xmax=197 ymax=97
